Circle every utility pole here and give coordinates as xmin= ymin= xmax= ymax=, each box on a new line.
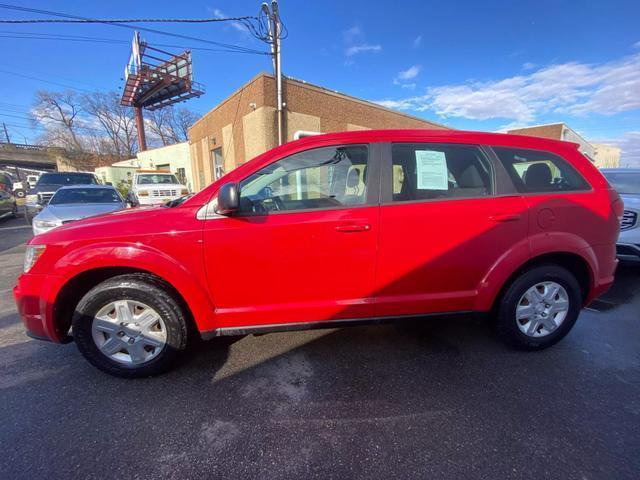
xmin=263 ymin=1 xmax=284 ymax=146
xmin=2 ymin=122 xmax=10 ymax=143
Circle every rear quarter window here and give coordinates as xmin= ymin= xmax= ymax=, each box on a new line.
xmin=492 ymin=146 xmax=590 ymax=193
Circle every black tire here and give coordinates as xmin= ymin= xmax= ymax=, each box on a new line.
xmin=72 ymin=274 xmax=189 ymax=378
xmin=495 ymin=265 xmax=582 ymax=350
xmin=14 ymin=189 xmax=25 ymax=198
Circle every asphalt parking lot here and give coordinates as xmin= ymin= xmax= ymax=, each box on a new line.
xmin=1 ymin=210 xmax=639 ymax=479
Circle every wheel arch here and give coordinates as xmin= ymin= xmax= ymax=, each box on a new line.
xmin=52 ymin=266 xmax=199 ymax=342
xmin=488 ymin=251 xmax=594 ymax=314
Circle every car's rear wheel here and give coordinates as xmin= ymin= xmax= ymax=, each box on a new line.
xmin=72 ymin=274 xmax=189 ymax=378
xmin=495 ymin=265 xmax=582 ymax=350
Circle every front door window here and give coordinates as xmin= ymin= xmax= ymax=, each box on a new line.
xmin=238 ymin=145 xmax=369 ymax=214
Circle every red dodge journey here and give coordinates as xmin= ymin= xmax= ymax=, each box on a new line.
xmin=14 ymin=130 xmax=621 ymax=377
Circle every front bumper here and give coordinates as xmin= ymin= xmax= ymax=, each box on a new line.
xmin=25 ymin=203 xmax=43 ymax=214
xmin=616 ymin=243 xmax=640 ymax=263
xmin=13 ymin=272 xmax=69 ymax=343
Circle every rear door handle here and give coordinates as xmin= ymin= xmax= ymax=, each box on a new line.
xmin=490 ymin=213 xmax=522 ymax=222
xmin=335 ymin=223 xmax=371 ymax=233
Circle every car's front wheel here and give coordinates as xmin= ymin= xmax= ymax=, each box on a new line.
xmin=495 ymin=265 xmax=582 ymax=350
xmin=72 ymin=274 xmax=189 ymax=378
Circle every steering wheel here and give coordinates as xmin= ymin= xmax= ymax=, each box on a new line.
xmin=271 ymin=196 xmax=285 ymax=211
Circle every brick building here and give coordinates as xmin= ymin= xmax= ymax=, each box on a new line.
xmin=507 ymin=123 xmax=596 ymax=160
xmin=188 ymin=73 xmax=448 ymax=191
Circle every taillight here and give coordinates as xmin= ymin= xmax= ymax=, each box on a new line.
xmin=611 ymin=190 xmax=624 ymax=220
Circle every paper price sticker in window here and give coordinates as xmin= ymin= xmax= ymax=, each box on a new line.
xmin=415 ymin=150 xmax=448 ymax=190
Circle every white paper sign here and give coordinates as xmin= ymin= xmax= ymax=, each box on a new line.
xmin=415 ymin=150 xmax=448 ymax=190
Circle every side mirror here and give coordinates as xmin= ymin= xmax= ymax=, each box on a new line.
xmin=216 ymin=182 xmax=239 ymax=215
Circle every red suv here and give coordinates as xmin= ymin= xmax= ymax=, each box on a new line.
xmin=14 ymin=130 xmax=621 ymax=377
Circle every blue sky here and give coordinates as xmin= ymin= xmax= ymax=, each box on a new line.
xmin=1 ymin=0 xmax=639 ymax=164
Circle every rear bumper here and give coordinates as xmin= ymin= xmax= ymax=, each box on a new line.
xmin=13 ymin=272 xmax=69 ymax=343
xmin=584 ymin=244 xmax=618 ymax=304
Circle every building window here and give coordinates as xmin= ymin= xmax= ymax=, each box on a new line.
xmin=176 ymin=168 xmax=186 ymax=186
xmin=211 ymin=147 xmax=224 ymax=180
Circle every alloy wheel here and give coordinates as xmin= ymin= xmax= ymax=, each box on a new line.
xmin=515 ymin=281 xmax=570 ymax=338
xmin=91 ymin=300 xmax=167 ymax=366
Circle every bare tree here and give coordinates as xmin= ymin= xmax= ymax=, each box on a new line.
xmin=31 ymin=90 xmax=85 ymax=152
xmin=32 ymin=89 xmax=198 ymax=159
xmin=82 ymin=92 xmax=137 ymax=157
xmin=146 ymin=106 xmax=198 ymax=145
xmin=146 ymin=108 xmax=178 ymax=146
xmin=171 ymin=107 xmax=198 ymax=142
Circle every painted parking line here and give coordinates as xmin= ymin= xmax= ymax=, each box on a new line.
xmin=0 ymin=225 xmax=31 ymax=231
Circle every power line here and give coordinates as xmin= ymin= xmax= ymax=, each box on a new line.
xmin=0 ymin=32 xmax=272 ymax=54
xmin=0 ymin=68 xmax=94 ymax=92
xmin=0 ymin=4 xmax=270 ymax=55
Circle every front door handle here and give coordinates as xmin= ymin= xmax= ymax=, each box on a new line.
xmin=490 ymin=213 xmax=523 ymax=222
xmin=335 ymin=223 xmax=371 ymax=233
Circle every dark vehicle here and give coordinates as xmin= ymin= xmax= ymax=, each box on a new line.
xmin=25 ymin=172 xmax=99 ymax=222
xmin=0 ymin=189 xmax=18 ymax=219
xmin=0 ymin=171 xmax=13 ymax=192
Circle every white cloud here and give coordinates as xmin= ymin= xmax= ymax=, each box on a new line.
xmin=413 ymin=35 xmax=422 ymax=48
xmin=345 ymin=44 xmax=382 ymax=56
xmin=397 ymin=65 xmax=422 ymax=81
xmin=343 ymin=26 xmax=361 ymax=42
xmin=211 ymin=8 xmax=247 ymax=34
xmin=373 ymin=53 xmax=640 ymax=123
xmin=607 ymin=131 xmax=640 ymax=166
xmin=522 ymin=62 xmax=536 ymax=70
xmin=634 ymin=41 xmax=640 ymax=48
xmin=343 ymin=25 xmax=381 ymax=57
xmin=393 ymin=65 xmax=422 ymax=88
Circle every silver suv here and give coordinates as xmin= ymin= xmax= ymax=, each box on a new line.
xmin=602 ymin=168 xmax=640 ymax=262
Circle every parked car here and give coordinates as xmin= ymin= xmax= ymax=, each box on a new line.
xmin=26 ymin=174 xmax=39 ymax=189
xmin=14 ymin=130 xmax=620 ymax=378
xmin=0 ymin=171 xmax=13 ymax=193
xmin=0 ymin=186 xmax=18 ymax=219
xmin=601 ymin=168 xmax=640 ymax=262
xmin=25 ymin=171 xmax=100 ymax=222
xmin=12 ymin=180 xmax=27 ymax=198
xmin=129 ymin=170 xmax=189 ymax=207
xmin=32 ymin=185 xmax=127 ymax=236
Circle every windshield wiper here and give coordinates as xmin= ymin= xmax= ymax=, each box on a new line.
xmin=164 ymin=194 xmax=194 ymax=208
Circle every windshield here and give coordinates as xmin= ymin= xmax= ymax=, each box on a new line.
xmin=50 ymin=188 xmax=123 ymax=205
xmin=136 ymin=173 xmax=180 ymax=185
xmin=38 ymin=173 xmax=98 ymax=186
xmin=603 ymin=172 xmax=640 ymax=195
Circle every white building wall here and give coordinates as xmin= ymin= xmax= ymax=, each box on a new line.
xmin=135 ymin=142 xmax=194 ymax=191
xmin=592 ymin=143 xmax=621 ymax=169
xmin=560 ymin=126 xmax=595 ymax=159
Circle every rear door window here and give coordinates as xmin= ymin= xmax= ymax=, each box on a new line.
xmin=390 ymin=143 xmax=493 ymax=202
xmin=492 ymin=147 xmax=589 ymax=193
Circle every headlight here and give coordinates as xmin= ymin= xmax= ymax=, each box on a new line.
xmin=24 ymin=245 xmax=46 ymax=273
xmin=138 ymin=191 xmax=149 ymax=196
xmin=26 ymin=194 xmax=38 ymax=204
xmin=181 ymin=189 xmax=189 ymax=195
xmin=34 ymin=219 xmax=61 ymax=229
